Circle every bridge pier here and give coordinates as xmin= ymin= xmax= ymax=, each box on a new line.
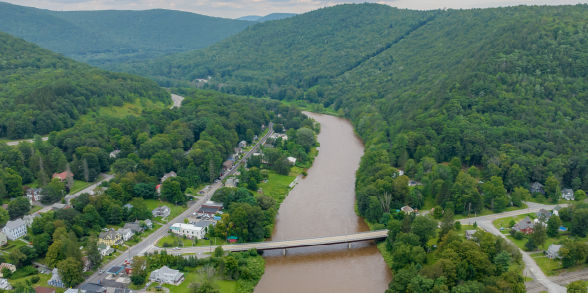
xmin=282 ymin=249 xmax=287 ymax=256
xmin=348 ymin=243 xmax=351 ymax=249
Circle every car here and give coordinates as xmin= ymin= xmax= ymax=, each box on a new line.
xmin=99 ymin=270 xmax=105 ymax=274
xmin=173 ymin=247 xmax=180 ymax=250
xmin=203 ymin=237 xmax=209 ymax=240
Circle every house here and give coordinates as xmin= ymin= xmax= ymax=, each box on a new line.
xmin=98 ymin=229 xmax=123 ymax=246
xmin=561 ymin=189 xmax=574 ymax=200
xmin=152 ymin=206 xmax=170 ymax=218
xmin=144 ymin=219 xmax=153 ymax=229
xmin=287 ymin=156 xmax=297 ymax=165
xmin=24 ymin=214 xmax=39 ymax=227
xmin=35 ymin=287 xmax=56 ymax=293
xmin=512 ymin=216 xmax=534 ymax=234
xmin=106 ymin=288 xmax=132 ymax=293
xmin=26 ymin=188 xmax=44 ymax=202
xmin=552 ymin=205 xmax=562 ymax=216
xmin=117 ymin=228 xmax=134 ymax=242
xmin=64 ymin=289 xmax=80 ymax=293
xmin=124 ymin=222 xmax=144 ymax=234
xmin=530 ymin=182 xmax=545 ymax=194
xmin=0 ymin=232 xmax=7 ymax=246
xmin=536 ymin=209 xmax=552 ymax=222
xmin=408 ymin=180 xmax=422 ymax=187
xmin=48 ymin=268 xmax=64 ymax=288
xmin=155 ymin=184 xmax=162 ymax=194
xmin=160 ymin=171 xmax=177 ymax=183
xmin=225 ymin=177 xmax=238 ymax=188
xmin=109 ymin=150 xmax=121 ymax=159
xmin=52 ymin=171 xmax=73 ymax=182
xmin=169 ymin=223 xmax=205 ymax=239
xmin=0 ymin=278 xmax=13 ymax=290
xmin=546 ymin=244 xmax=562 ymax=259
xmin=239 ymin=141 xmax=247 ymax=148
xmin=234 ymin=147 xmax=242 ymax=155
xmin=123 ymin=203 xmax=133 ymax=210
xmin=192 ymin=220 xmax=215 ymax=233
xmin=465 ymin=230 xmax=478 ymax=241
xmin=0 ymin=263 xmax=16 ymax=277
xmin=401 ymin=206 xmax=414 ymax=214
xmin=80 ymin=283 xmax=106 ymax=293
xmin=222 ymin=160 xmax=234 ymax=172
xmin=253 ymin=135 xmax=258 ymax=141
xmin=2 ymin=218 xmax=27 ymax=240
xmin=149 ymin=266 xmax=184 ymax=285
xmin=197 ymin=201 xmax=223 ymax=217
xmin=97 ymin=244 xmax=114 ymax=256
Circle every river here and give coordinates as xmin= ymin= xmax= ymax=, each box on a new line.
xmin=254 ymin=112 xmax=392 ymax=292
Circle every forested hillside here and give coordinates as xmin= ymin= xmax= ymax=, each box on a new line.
xmin=0 ymin=31 xmax=169 ymax=139
xmin=126 ymin=4 xmax=588 ymax=217
xmin=0 ymin=1 xmax=251 ymax=66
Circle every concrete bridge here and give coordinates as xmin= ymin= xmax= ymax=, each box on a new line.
xmin=154 ymin=230 xmax=388 ymax=255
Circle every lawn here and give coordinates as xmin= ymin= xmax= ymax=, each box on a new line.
xmin=69 ymin=179 xmax=94 ymax=194
xmin=258 ymin=171 xmax=296 ymax=204
xmin=0 ymin=239 xmax=28 ymax=254
xmin=79 ymin=98 xmax=165 ymax=121
xmin=142 ymin=199 xmax=186 ymax=222
xmin=493 ymin=214 xmax=534 ymax=231
xmin=455 ymin=204 xmax=528 ymax=220
xmin=163 ymin=267 xmax=236 ymax=293
xmin=531 ymin=253 xmax=561 ymax=276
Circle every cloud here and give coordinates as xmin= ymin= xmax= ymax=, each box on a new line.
xmin=4 ymin=0 xmax=588 ymax=18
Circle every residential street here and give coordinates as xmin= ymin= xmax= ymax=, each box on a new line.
xmin=4 ymin=136 xmax=48 ymax=146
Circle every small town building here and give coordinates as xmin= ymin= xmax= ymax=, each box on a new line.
xmin=160 ymin=171 xmax=177 ymax=183
xmin=107 ymin=266 xmax=125 ymax=276
xmin=0 ymin=232 xmax=7 ymax=246
xmin=52 ymin=171 xmax=74 ymax=182
xmin=536 ymin=209 xmax=552 ymax=222
xmin=193 ymin=220 xmax=215 ymax=233
xmin=561 ymin=189 xmax=574 ymax=200
xmin=224 ymin=177 xmax=238 ymax=188
xmin=98 ymin=229 xmax=123 ymax=246
xmin=123 ymin=203 xmax=133 ymax=210
xmin=287 ymin=156 xmax=297 ymax=165
xmin=26 ymin=188 xmax=44 ymax=202
xmin=149 ymin=266 xmax=184 ymax=285
xmin=512 ymin=216 xmax=534 ymax=234
xmin=530 ymin=182 xmax=545 ymax=194
xmin=109 ymin=150 xmax=121 ymax=159
xmin=2 ymin=218 xmax=27 ymax=240
xmin=98 ymin=244 xmax=114 ymax=256
xmin=48 ymin=268 xmax=64 ymax=288
xmin=0 ymin=278 xmax=12 ymax=290
xmin=408 ymin=180 xmax=422 ymax=187
xmin=64 ymin=289 xmax=80 ymax=293
xmin=401 ymin=206 xmax=414 ymax=214
xmin=144 ymin=219 xmax=153 ymax=229
xmin=124 ymin=222 xmax=144 ymax=234
xmin=234 ymin=147 xmax=242 ymax=155
xmin=222 ymin=160 xmax=234 ymax=172
xmin=546 ymin=244 xmax=562 ymax=259
xmin=80 ymin=283 xmax=106 ymax=293
xmin=465 ymin=230 xmax=478 ymax=241
xmin=239 ymin=141 xmax=247 ymax=148
xmin=117 ymin=228 xmax=134 ymax=242
xmin=197 ymin=201 xmax=223 ymax=218
xmin=552 ymin=205 xmax=562 ymax=216
xmin=105 ymin=288 xmax=132 ymax=293
xmin=152 ymin=206 xmax=171 ymax=218
xmin=169 ymin=223 xmax=205 ymax=239
xmin=35 ymin=287 xmax=56 ymax=293
xmin=23 ymin=214 xmax=39 ymax=227
xmin=0 ymin=263 xmax=16 ymax=277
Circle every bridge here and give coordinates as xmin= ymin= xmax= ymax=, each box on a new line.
xmin=153 ymin=230 xmax=388 ymax=255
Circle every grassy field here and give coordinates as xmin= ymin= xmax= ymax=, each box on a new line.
xmin=80 ymin=98 xmax=165 ymax=121
xmin=454 ymin=204 xmax=528 ymax=220
xmin=493 ymin=214 xmax=534 ymax=231
xmin=258 ymin=171 xmax=296 ymax=204
xmin=142 ymin=199 xmax=186 ymax=222
xmin=163 ymin=267 xmax=236 ymax=293
xmin=531 ymin=252 xmax=561 ymax=276
xmin=69 ymin=179 xmax=94 ymax=194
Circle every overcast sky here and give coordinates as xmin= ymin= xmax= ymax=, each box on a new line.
xmin=4 ymin=0 xmax=587 ymax=18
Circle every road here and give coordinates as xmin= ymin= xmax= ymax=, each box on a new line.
xmin=80 ymin=122 xmax=273 ymax=286
xmin=459 ymin=202 xmax=568 ymax=293
xmin=170 ymin=94 xmax=184 ymax=109
xmin=5 ymin=136 xmax=48 ymax=146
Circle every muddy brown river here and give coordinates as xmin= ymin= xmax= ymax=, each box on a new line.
xmin=255 ymin=113 xmax=392 ymax=292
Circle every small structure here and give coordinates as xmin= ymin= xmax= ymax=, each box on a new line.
xmin=193 ymin=220 xmax=215 ymax=233
xmin=530 ymin=182 xmax=545 ymax=195
xmin=52 ymin=171 xmax=74 ymax=182
xmin=224 ymin=177 xmax=238 ymax=188
xmin=222 ymin=160 xmax=234 ymax=172
xmin=0 ymin=263 xmax=16 ymax=277
xmin=559 ymin=226 xmax=568 ymax=232
xmin=152 ymin=206 xmax=171 ymax=218
xmin=149 ymin=266 xmax=184 ymax=285
xmin=197 ymin=203 xmax=223 ymax=217
xmin=48 ymin=268 xmax=64 ymax=288
xmin=408 ymin=180 xmax=422 ymax=187
xmin=287 ymin=156 xmax=297 ymax=165
xmin=123 ymin=203 xmax=134 ymax=210
xmin=107 ymin=266 xmax=125 ymax=276
xmin=0 ymin=232 xmax=7 ymax=246
xmin=2 ymin=218 xmax=27 ymax=240
xmin=512 ymin=216 xmax=534 ymax=234
xmin=64 ymin=289 xmax=80 ymax=293
xmin=169 ymin=223 xmax=205 ymax=239
xmin=536 ymin=209 xmax=552 ymax=222
xmin=160 ymin=171 xmax=177 ymax=183
xmin=561 ymin=189 xmax=574 ymax=200
xmin=0 ymin=278 xmax=13 ymax=290
xmin=23 ymin=214 xmax=39 ymax=227
xmin=124 ymin=222 xmax=144 ymax=234
xmin=98 ymin=229 xmax=123 ymax=246
xmin=239 ymin=141 xmax=247 ymax=148
xmin=465 ymin=230 xmax=477 ymax=241
xmin=26 ymin=188 xmax=44 ymax=202
xmin=546 ymin=244 xmax=562 ymax=259
xmin=80 ymin=283 xmax=106 ymax=293
xmin=234 ymin=147 xmax=242 ymax=155
xmin=98 ymin=244 xmax=114 ymax=256
xmin=227 ymin=236 xmax=238 ymax=244
xmin=144 ymin=219 xmax=153 ymax=229
xmin=155 ymin=184 xmax=162 ymax=194
xmin=106 ymin=288 xmax=132 ymax=293
xmin=401 ymin=206 xmax=414 ymax=215
xmin=109 ymin=150 xmax=121 ymax=159
xmin=117 ymin=228 xmax=134 ymax=242
xmin=552 ymin=205 xmax=562 ymax=216
xmin=35 ymin=287 xmax=56 ymax=293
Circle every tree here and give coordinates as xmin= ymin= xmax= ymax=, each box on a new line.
xmin=46 ymin=240 xmax=64 ymax=267
xmin=575 ymin=189 xmax=586 ymax=201
xmin=494 ymin=251 xmax=511 ymax=274
xmin=86 ymin=237 xmax=101 ymax=270
xmin=0 ymin=208 xmax=8 ymax=227
xmin=41 ymin=178 xmax=65 ymax=205
xmin=161 ymin=180 xmax=184 ymax=205
xmin=8 ymin=197 xmax=30 ymax=219
xmin=191 ymin=280 xmax=220 ymax=293
xmin=530 ymin=223 xmax=547 ymax=249
xmin=57 ymin=257 xmax=84 ymax=287
xmin=571 ymin=208 xmax=588 ymax=237
xmin=229 ymin=203 xmax=266 ymax=242
xmin=9 ymin=248 xmax=28 ymax=267
xmin=411 ymin=216 xmax=438 ymax=245
xmin=214 ymin=246 xmax=224 ymax=257
xmin=545 ymin=175 xmax=560 ymax=202
xmin=482 ymin=176 xmax=508 ymax=212
xmin=131 ymin=256 xmax=147 ymax=285
xmin=134 ymin=182 xmax=156 ymax=199
xmin=295 ymin=127 xmax=315 ymax=151
xmin=546 ymin=215 xmax=561 ymax=238
xmin=567 ymin=281 xmax=587 ymax=293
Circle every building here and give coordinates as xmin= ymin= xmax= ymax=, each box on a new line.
xmin=144 ymin=219 xmax=153 ymax=229
xmin=561 ymin=189 xmax=575 ymax=200
xmin=287 ymin=156 xmax=297 ymax=165
xmin=80 ymin=283 xmax=106 ymax=293
xmin=546 ymin=244 xmax=562 ymax=259
xmin=169 ymin=223 xmax=205 ymax=239
xmin=401 ymin=206 xmax=414 ymax=214
xmin=512 ymin=216 xmax=534 ymax=234
xmin=98 ymin=244 xmax=114 ymax=256
xmin=197 ymin=201 xmax=223 ymax=217
xmin=35 ymin=287 xmax=56 ymax=293
xmin=465 ymin=230 xmax=478 ymax=241
xmin=0 ymin=278 xmax=12 ymax=290
xmin=552 ymin=205 xmax=562 ymax=216
xmin=2 ymin=218 xmax=27 ymax=240
xmin=224 ymin=177 xmax=238 ymax=188
xmin=124 ymin=222 xmax=144 ymax=234
xmin=160 ymin=171 xmax=177 ymax=183
xmin=536 ymin=209 xmax=552 ymax=222
xmin=0 ymin=232 xmax=7 ymax=246
xmin=64 ymin=289 xmax=80 ymax=293
xmin=23 ymin=214 xmax=39 ymax=227
xmin=530 ymin=182 xmax=545 ymax=194
xmin=0 ymin=263 xmax=16 ymax=277
xmin=192 ymin=220 xmax=215 ymax=234
xmin=123 ymin=203 xmax=133 ymax=210
xmin=52 ymin=171 xmax=74 ymax=182
xmin=152 ymin=206 xmax=171 ymax=218
xmin=106 ymin=266 xmax=125 ymax=276
xmin=26 ymin=188 xmax=44 ymax=202
xmin=149 ymin=266 xmax=184 ymax=285
xmin=238 ymin=141 xmax=247 ymax=148
xmin=105 ymin=288 xmax=132 ymax=293
xmin=109 ymin=150 xmax=121 ymax=159
xmin=98 ymin=229 xmax=123 ymax=246
xmin=222 ymin=160 xmax=234 ymax=172
xmin=48 ymin=268 xmax=64 ymax=288
xmin=117 ymin=228 xmax=134 ymax=242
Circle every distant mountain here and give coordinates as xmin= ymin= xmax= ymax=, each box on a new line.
xmin=0 ymin=31 xmax=168 ymax=139
xmin=237 ymin=13 xmax=295 ymax=22
xmin=0 ymin=1 xmax=251 ymax=67
xmin=238 ymin=15 xmax=262 ymax=21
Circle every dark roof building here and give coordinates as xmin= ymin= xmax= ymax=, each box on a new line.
xmin=80 ymin=283 xmax=106 ymax=293
xmin=513 ymin=216 xmax=534 ymax=234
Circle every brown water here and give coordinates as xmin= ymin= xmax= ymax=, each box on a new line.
xmin=255 ymin=113 xmax=392 ymax=293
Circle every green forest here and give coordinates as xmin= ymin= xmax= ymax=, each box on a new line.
xmin=0 ymin=1 xmax=251 ymax=66
xmin=0 ymin=31 xmax=169 ymax=139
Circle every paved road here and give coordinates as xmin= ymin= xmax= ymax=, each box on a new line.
xmin=5 ymin=136 xmax=48 ymax=146
xmin=81 ymin=123 xmax=273 ymax=286
xmin=170 ymin=94 xmax=184 ymax=109
xmin=459 ymin=202 xmax=567 ymax=293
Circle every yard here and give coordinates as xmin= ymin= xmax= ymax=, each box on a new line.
xmin=455 ymin=204 xmax=528 ymax=220
xmin=69 ymin=179 xmax=94 ymax=194
xmin=258 ymin=171 xmax=296 ymax=204
xmin=162 ymin=267 xmax=237 ymax=293
xmin=142 ymin=199 xmax=186 ymax=222
xmin=156 ymin=234 xmax=227 ymax=248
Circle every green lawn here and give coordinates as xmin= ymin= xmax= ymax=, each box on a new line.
xmin=455 ymin=204 xmax=528 ymax=220
xmin=157 ymin=234 xmax=227 ymax=248
xmin=69 ymin=179 xmax=94 ymax=194
xmin=80 ymin=98 xmax=165 ymax=121
xmin=29 ymin=205 xmax=42 ymax=214
xmin=142 ymin=199 xmax=186 ymax=222
xmin=531 ymin=253 xmax=561 ymax=276
xmin=493 ymin=214 xmax=534 ymax=231
xmin=163 ymin=267 xmax=236 ymax=293
xmin=0 ymin=239 xmax=28 ymax=254
xmin=258 ymin=171 xmax=296 ymax=204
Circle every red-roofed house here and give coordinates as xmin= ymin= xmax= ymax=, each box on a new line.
xmin=156 ymin=184 xmax=162 ymax=194
xmin=52 ymin=171 xmax=73 ymax=182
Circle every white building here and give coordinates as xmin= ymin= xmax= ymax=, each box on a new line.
xmin=0 ymin=263 xmax=16 ymax=277
xmin=23 ymin=214 xmax=38 ymax=227
xmin=287 ymin=156 xmax=297 ymax=165
xmin=2 ymin=218 xmax=27 ymax=240
xmin=160 ymin=171 xmax=177 ymax=183
xmin=117 ymin=228 xmax=134 ymax=242
xmin=48 ymin=268 xmax=65 ymax=288
xmin=26 ymin=188 xmax=44 ymax=202
xmin=169 ymin=223 xmax=205 ymax=239
xmin=98 ymin=244 xmax=114 ymax=257
xmin=0 ymin=232 xmax=7 ymax=246
xmin=149 ymin=266 xmax=184 ymax=285
xmin=561 ymin=189 xmax=575 ymax=200
xmin=546 ymin=244 xmax=562 ymax=259
xmin=0 ymin=278 xmax=12 ymax=290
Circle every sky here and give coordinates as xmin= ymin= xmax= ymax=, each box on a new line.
xmin=4 ymin=0 xmax=587 ymax=19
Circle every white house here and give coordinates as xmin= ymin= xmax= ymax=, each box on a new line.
xmin=287 ymin=156 xmax=297 ymax=165
xmin=238 ymin=141 xmax=247 ymax=148
xmin=48 ymin=268 xmax=65 ymax=288
xmin=0 ymin=232 xmax=7 ymax=246
xmin=149 ymin=266 xmax=184 ymax=285
xmin=561 ymin=189 xmax=575 ymax=200
xmin=26 ymin=188 xmax=44 ymax=202
xmin=2 ymin=218 xmax=27 ymax=240
xmin=160 ymin=171 xmax=177 ymax=183
xmin=109 ymin=150 xmax=121 ymax=159
xmin=98 ymin=244 xmax=114 ymax=257
xmin=117 ymin=228 xmax=134 ymax=242
xmin=23 ymin=214 xmax=39 ymax=227
xmin=465 ymin=230 xmax=478 ymax=241
xmin=152 ymin=206 xmax=171 ymax=218
xmin=169 ymin=223 xmax=205 ymax=239
xmin=0 ymin=278 xmax=12 ymax=290
xmin=546 ymin=244 xmax=562 ymax=259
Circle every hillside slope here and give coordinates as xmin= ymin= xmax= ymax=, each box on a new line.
xmin=0 ymin=1 xmax=251 ymax=66
xmin=0 ymin=31 xmax=169 ymax=139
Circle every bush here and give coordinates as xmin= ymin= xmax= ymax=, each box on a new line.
xmin=30 ymin=276 xmax=40 ymax=284
xmin=454 ymin=221 xmax=461 ymax=230
xmin=513 ymin=231 xmax=524 ymax=240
